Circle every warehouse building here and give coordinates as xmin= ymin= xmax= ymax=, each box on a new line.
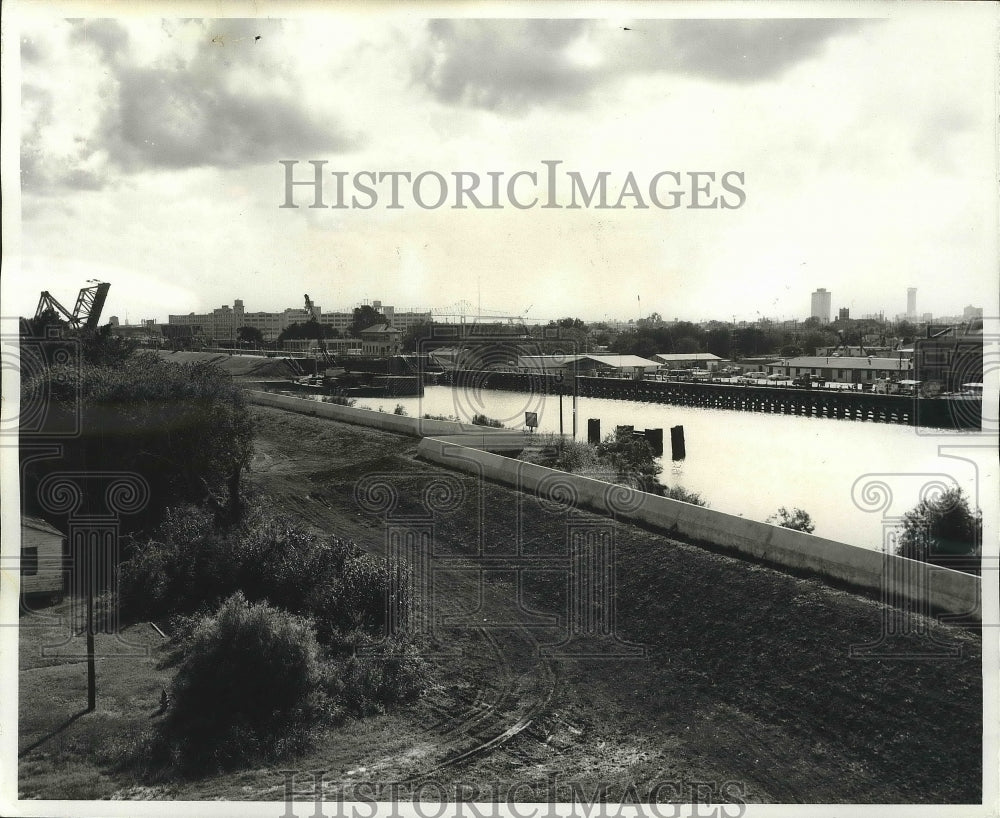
xmin=765 ymin=355 xmax=912 ymax=384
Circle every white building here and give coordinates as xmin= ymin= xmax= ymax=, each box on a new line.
xmin=169 ymin=298 xmax=432 ymax=343
xmin=810 ymin=289 xmax=831 ymax=323
xmin=766 ymin=355 xmax=912 ymax=384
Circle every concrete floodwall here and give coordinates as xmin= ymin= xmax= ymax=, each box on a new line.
xmin=250 ymin=389 xmax=980 ymax=619
xmin=417 ymin=436 xmax=981 ymax=619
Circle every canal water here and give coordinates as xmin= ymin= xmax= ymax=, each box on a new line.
xmin=353 ymin=385 xmax=987 ymax=552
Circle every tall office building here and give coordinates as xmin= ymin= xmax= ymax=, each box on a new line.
xmin=810 ymin=288 xmax=831 ymax=323
xmin=906 ymin=288 xmax=917 ymax=319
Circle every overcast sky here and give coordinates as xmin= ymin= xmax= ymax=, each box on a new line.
xmin=3 ymin=3 xmax=998 ymax=325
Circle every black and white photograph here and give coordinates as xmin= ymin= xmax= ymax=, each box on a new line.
xmin=1 ymin=1 xmax=998 ymax=815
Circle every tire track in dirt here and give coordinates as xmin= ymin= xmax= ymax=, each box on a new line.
xmin=389 ymin=627 xmax=558 ymax=786
xmin=250 ymin=451 xmax=561 ymax=787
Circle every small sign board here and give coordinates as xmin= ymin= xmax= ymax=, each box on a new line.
xmin=525 ymin=411 xmax=538 ymax=429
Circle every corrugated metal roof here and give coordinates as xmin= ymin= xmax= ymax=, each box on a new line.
xmin=584 ymin=354 xmax=661 ymax=368
xmin=518 ymin=354 xmax=660 ymax=369
xmin=653 ymin=352 xmax=722 ymax=361
xmin=770 ymin=356 xmax=911 ymax=369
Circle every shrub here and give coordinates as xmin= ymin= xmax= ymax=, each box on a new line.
xmin=471 ymin=413 xmax=504 ymax=428
xmin=393 ymin=404 xmax=407 ymax=416
xmin=119 ymin=501 xmax=415 ymax=646
xmin=766 ymin=506 xmax=815 ymax=533
xmin=322 ymin=394 xmax=357 ymax=406
xmin=663 ymin=486 xmax=709 ymax=507
xmin=163 ymin=593 xmax=329 ymax=772
xmin=118 ymin=505 xmax=219 ymax=621
xmin=329 ymin=636 xmax=429 ymax=717
xmin=519 ymin=431 xmax=670 ymax=496
xmin=895 ymin=487 xmax=981 ymax=574
xmin=596 ymin=428 xmax=662 ymax=492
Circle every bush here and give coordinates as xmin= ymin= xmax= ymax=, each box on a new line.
xmin=322 ymin=394 xmax=357 ymax=406
xmin=163 ymin=593 xmax=330 ymax=772
xmin=118 ymin=505 xmax=219 ymax=621
xmin=663 ymin=486 xmax=709 ymax=507
xmin=895 ymin=487 xmax=981 ymax=575
xmin=329 ymin=636 xmax=429 ymax=717
xmin=519 ymin=430 xmax=668 ymax=495
xmin=393 ymin=404 xmax=407 ymax=416
xmin=766 ymin=506 xmax=815 ymax=533
xmin=596 ymin=428 xmax=662 ymax=491
xmin=471 ymin=413 xmax=504 ymax=428
xmin=119 ymin=501 xmax=416 ymax=646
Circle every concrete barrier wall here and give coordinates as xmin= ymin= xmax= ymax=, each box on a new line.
xmin=418 ymin=436 xmax=981 ymax=619
xmin=250 ymin=390 xmax=979 ymax=618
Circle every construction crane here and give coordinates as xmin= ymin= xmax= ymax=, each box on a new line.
xmin=34 ymin=281 xmax=111 ymax=330
xmin=304 ymin=293 xmax=332 ymax=366
xmin=303 ymin=293 xmax=319 ymax=322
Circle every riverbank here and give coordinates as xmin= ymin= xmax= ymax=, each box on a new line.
xmin=19 ymin=405 xmax=981 ymax=803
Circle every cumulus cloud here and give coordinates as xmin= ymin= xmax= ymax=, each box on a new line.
xmin=68 ymin=18 xmax=130 ymax=64
xmin=20 ymin=36 xmax=44 ymax=64
xmin=417 ymin=18 xmax=861 ymax=111
xmin=21 ymin=18 xmax=359 ymax=194
xmin=418 ymin=19 xmax=596 ymax=110
xmin=106 ymin=64 xmax=352 ymax=171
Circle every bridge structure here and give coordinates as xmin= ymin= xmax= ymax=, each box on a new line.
xmin=34 ymin=281 xmax=111 ymax=330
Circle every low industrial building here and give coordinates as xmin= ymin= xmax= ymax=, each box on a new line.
xmin=518 ymin=354 xmax=660 ymax=378
xmin=765 ymin=355 xmax=912 ymax=384
xmin=652 ymin=352 xmax=724 ymax=370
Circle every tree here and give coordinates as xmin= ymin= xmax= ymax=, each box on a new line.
xmin=237 ymin=326 xmax=264 ymax=346
xmin=81 ymin=325 xmax=138 ymax=366
xmin=550 ymin=317 xmax=588 ymax=331
xmin=21 ymin=307 xmax=70 ymax=340
xmin=276 ymin=319 xmax=338 ymax=343
xmin=704 ymin=328 xmax=732 ymax=358
xmin=22 ymin=352 xmax=255 ymax=530
xmin=767 ymin=507 xmax=816 ymax=533
xmin=349 ymin=305 xmax=385 ymax=337
xmin=895 ymin=487 xmax=981 ymax=575
xmin=401 ymin=321 xmax=434 ymax=353
xmin=895 ymin=320 xmax=918 ymax=344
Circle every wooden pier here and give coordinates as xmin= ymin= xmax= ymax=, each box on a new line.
xmin=443 ymin=371 xmax=980 ymax=430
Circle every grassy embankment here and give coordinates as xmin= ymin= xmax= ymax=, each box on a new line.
xmin=18 ymin=405 xmax=983 ymax=803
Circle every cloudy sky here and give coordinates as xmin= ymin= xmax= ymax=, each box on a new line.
xmin=3 ymin=3 xmax=998 ymax=325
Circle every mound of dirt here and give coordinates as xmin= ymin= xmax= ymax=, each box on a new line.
xmin=154 ymin=350 xmax=304 ymax=379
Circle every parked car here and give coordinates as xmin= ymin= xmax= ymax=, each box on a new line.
xmin=766 ymin=373 xmax=786 ymax=381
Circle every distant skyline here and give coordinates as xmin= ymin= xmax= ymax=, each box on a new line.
xmin=4 ymin=4 xmax=998 ymax=327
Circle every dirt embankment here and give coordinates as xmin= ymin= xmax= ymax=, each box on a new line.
xmin=18 ymin=404 xmax=982 ymax=803
xmin=245 ymin=405 xmax=982 ymax=804
xmin=153 ymin=349 xmax=303 ymax=379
